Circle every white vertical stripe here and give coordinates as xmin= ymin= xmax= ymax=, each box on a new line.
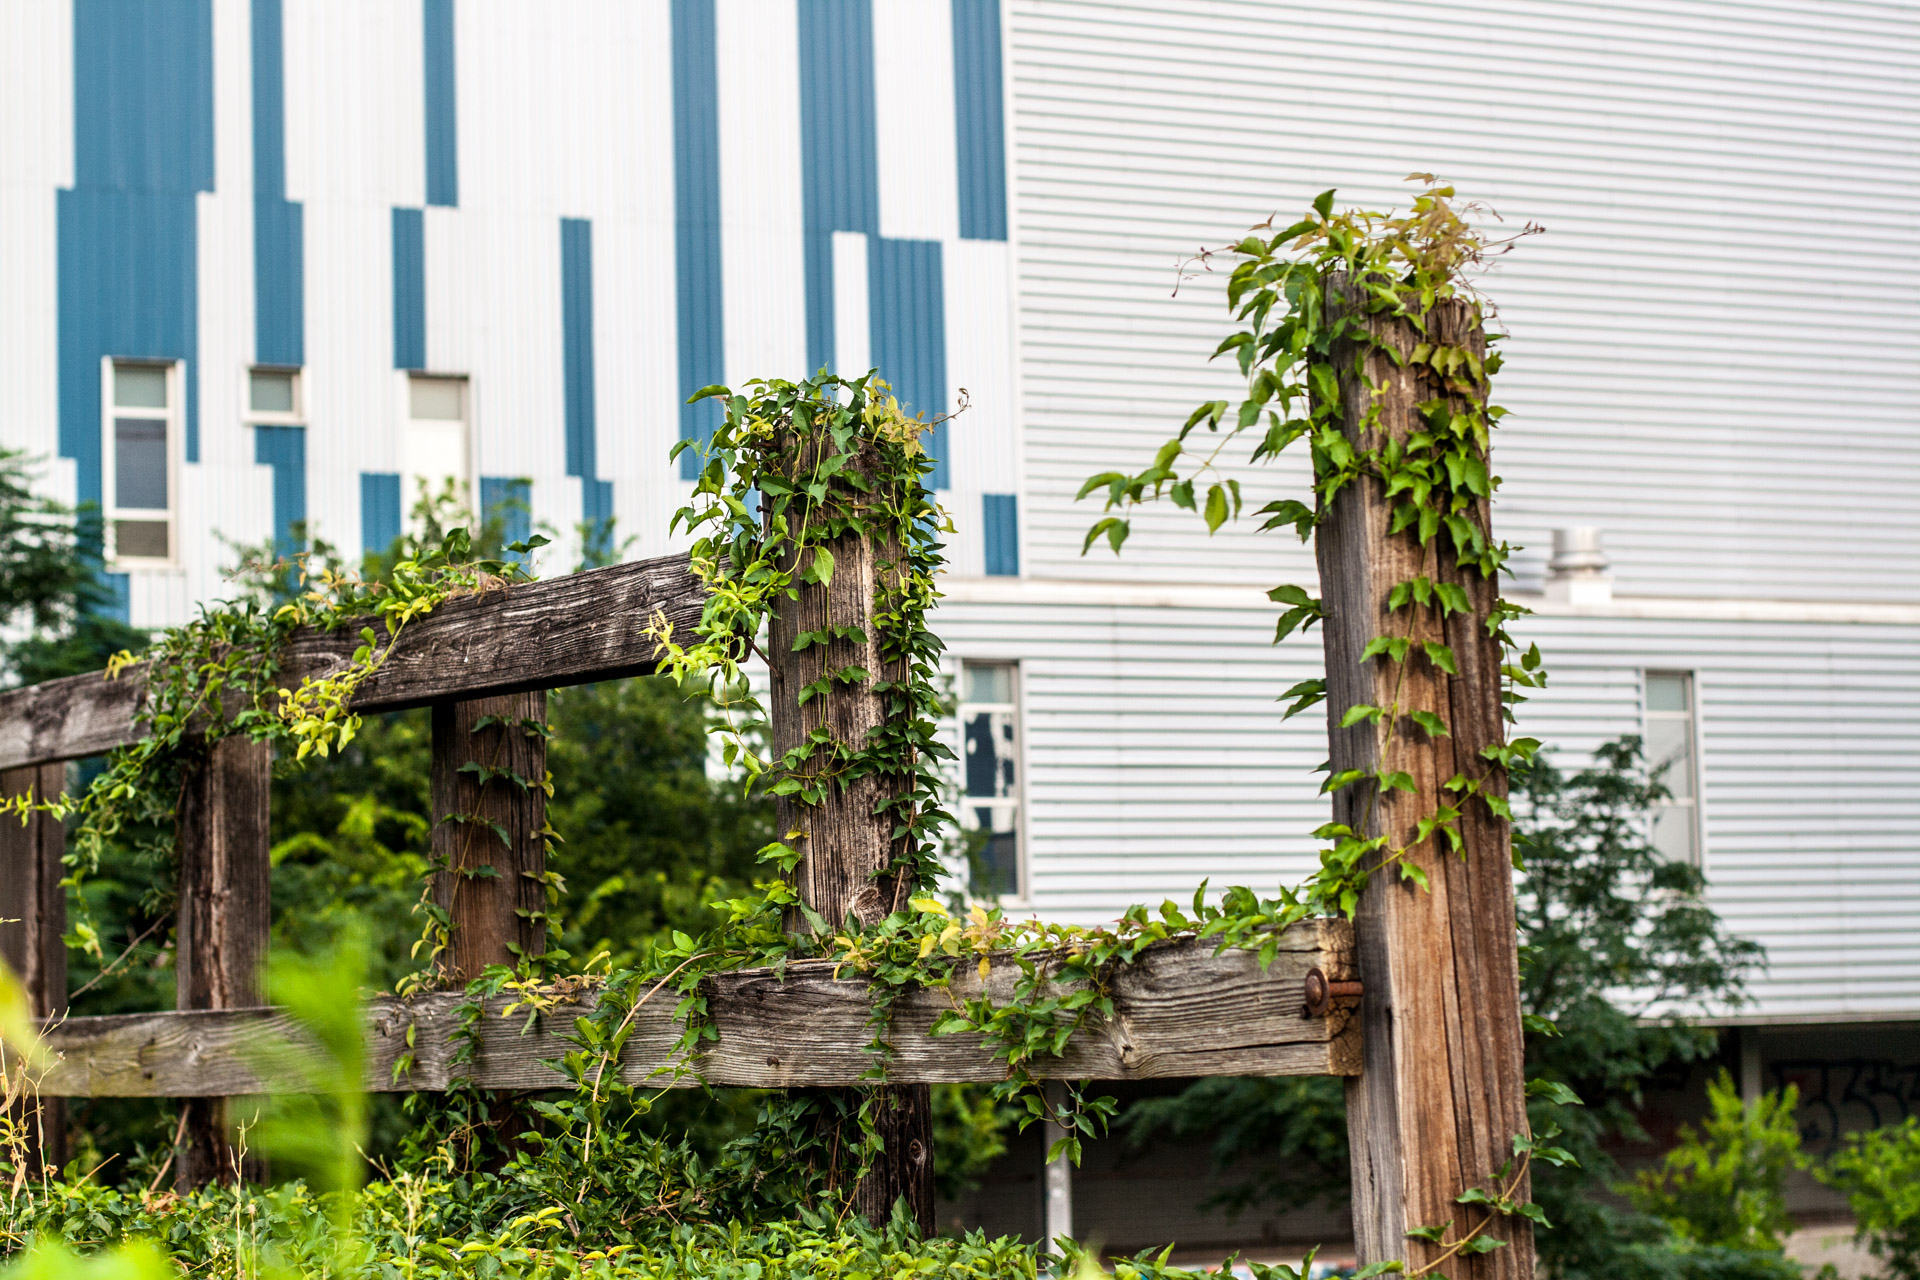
xmin=300 ymin=203 xmax=402 ymax=548
xmin=283 ymin=0 xmax=425 ymax=208
xmin=873 ymin=0 xmax=960 ymax=243
xmin=0 ymin=0 xmax=72 ymax=481
xmin=832 ymin=232 xmax=871 ymax=379
xmin=941 ymin=238 xmax=1016 ymax=576
xmin=717 ymin=0 xmax=806 ymax=387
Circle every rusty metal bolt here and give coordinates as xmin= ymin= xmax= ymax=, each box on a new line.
xmin=1303 ymin=966 xmax=1364 ymax=1018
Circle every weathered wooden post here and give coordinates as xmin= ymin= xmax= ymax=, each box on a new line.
xmin=429 ymin=692 xmax=549 ymax=982
xmin=0 ymin=763 xmax=69 ymax=1171
xmin=1318 ymin=280 xmax=1533 ymax=1280
xmin=174 ymin=735 xmax=272 ymax=1188
xmin=765 ymin=432 xmax=935 ymax=1232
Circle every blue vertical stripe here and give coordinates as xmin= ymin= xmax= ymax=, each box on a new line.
xmin=560 ymin=219 xmax=598 ymax=480
xmin=59 ymin=0 xmax=214 ymax=492
xmin=392 ymin=208 xmax=426 ymax=370
xmin=251 ymin=0 xmax=303 ymax=365
xmin=560 ymin=217 xmax=614 ymax=545
xmin=361 ymin=472 xmax=401 ymax=554
xmin=797 ymin=0 xmax=879 ymax=378
xmin=254 ymin=425 xmax=306 ymax=558
xmin=869 ymin=237 xmax=948 ymax=488
xmin=423 ymin=0 xmax=458 ymax=207
xmin=480 ymin=476 xmax=531 ymax=563
xmin=671 ymin=0 xmax=725 ymax=480
xmin=982 ymin=493 xmax=1018 ymax=576
xmin=951 ymin=0 xmax=1008 ymax=242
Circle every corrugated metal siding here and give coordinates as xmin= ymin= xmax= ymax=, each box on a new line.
xmin=1004 ymin=0 xmax=1920 ymax=602
xmin=939 ymin=588 xmax=1920 ymax=1019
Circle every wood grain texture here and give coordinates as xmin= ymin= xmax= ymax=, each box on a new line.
xmin=762 ymin=446 xmax=931 ymax=1228
xmin=174 ymin=734 xmax=273 ymax=1189
xmin=0 ymin=763 xmax=69 ymax=1170
xmin=766 ymin=482 xmax=912 ymax=932
xmin=1317 ymin=280 xmax=1532 ymax=1280
xmin=432 ymin=693 xmax=549 ymax=982
xmin=0 ymin=553 xmax=704 ymax=772
xmin=33 ymin=921 xmax=1357 ymax=1097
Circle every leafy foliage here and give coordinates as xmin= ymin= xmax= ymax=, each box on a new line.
xmin=1120 ymin=739 xmax=1767 ymax=1278
xmin=0 ymin=447 xmax=150 ymax=689
xmin=1515 ymin=741 xmax=1765 ymax=1279
xmin=1623 ymin=1071 xmax=1804 ymax=1253
xmin=1818 ymin=1117 xmax=1920 ymax=1280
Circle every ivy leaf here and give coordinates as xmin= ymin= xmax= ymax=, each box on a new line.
xmin=804 ymin=545 xmax=836 ymax=586
xmin=1526 ymin=1077 xmax=1581 ymax=1105
xmin=1405 ymin=1222 xmax=1451 ymax=1244
xmin=1279 ymin=678 xmax=1327 ymax=720
xmin=1423 ymin=641 xmax=1458 ymax=675
xmin=1339 ymin=704 xmax=1380 ymax=729
xmin=1410 ymin=709 xmax=1450 ymax=739
xmin=1203 ymin=484 xmax=1230 ymax=533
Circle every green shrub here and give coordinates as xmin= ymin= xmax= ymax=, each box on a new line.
xmin=1820 ymin=1117 xmax=1920 ymax=1280
xmin=1622 ymin=1071 xmax=1803 ymax=1253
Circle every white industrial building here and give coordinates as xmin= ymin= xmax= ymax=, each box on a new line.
xmin=3 ymin=0 xmax=1917 ymax=1249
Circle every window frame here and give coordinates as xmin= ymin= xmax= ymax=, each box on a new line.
xmin=399 ymin=371 xmax=474 ymax=517
xmin=245 ymin=365 xmax=305 ymax=426
xmin=952 ymin=658 xmax=1030 ymax=905
xmin=1642 ymin=669 xmax=1703 ymax=868
xmin=101 ymin=357 xmax=183 ymax=568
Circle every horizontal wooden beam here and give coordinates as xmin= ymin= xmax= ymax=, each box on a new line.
xmin=36 ymin=922 xmax=1358 ymax=1097
xmin=0 ymin=552 xmax=704 ymax=771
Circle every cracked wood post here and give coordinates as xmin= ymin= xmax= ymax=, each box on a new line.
xmin=766 ymin=439 xmax=934 ymax=1233
xmin=430 ymin=692 xmax=549 ymax=983
xmin=174 ymin=735 xmax=271 ymax=1189
xmin=0 ymin=763 xmax=68 ymax=1172
xmin=1318 ymin=279 xmax=1533 ymax=1280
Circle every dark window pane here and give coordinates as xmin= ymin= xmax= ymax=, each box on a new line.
xmin=114 ymin=519 xmax=169 ymax=559
xmin=114 ymin=419 xmax=168 ymax=510
xmin=966 ymin=807 xmax=1019 ymax=899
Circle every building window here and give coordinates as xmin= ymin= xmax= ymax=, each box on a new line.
xmin=404 ymin=374 xmax=470 ymax=516
xmin=1644 ymin=671 xmax=1700 ymax=865
xmin=957 ymin=661 xmax=1023 ymax=900
xmin=103 ymin=360 xmax=179 ymax=564
xmin=247 ymin=366 xmax=302 ymax=423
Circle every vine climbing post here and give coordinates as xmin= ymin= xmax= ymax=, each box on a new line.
xmin=0 ymin=763 xmax=68 ymax=1171
xmin=764 ymin=430 xmax=935 ymax=1234
xmin=173 ymin=734 xmax=272 ymax=1189
xmin=429 ymin=692 xmax=550 ymax=982
xmin=1317 ymin=279 xmax=1533 ymax=1280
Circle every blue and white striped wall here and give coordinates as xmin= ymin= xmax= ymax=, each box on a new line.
xmin=0 ymin=0 xmax=1022 ymax=627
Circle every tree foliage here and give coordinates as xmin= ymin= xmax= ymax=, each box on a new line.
xmin=1122 ymin=737 xmax=1768 ymax=1279
xmin=1819 ymin=1117 xmax=1920 ymax=1280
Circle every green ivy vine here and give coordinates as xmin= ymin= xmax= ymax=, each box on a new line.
xmin=0 ymin=526 xmax=543 ymax=973
xmin=1078 ymin=177 xmax=1574 ymax=1271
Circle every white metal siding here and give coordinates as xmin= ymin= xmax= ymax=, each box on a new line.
xmin=941 ymin=585 xmax=1920 ymax=1019
xmin=1005 ymin=0 xmax=1920 ymax=602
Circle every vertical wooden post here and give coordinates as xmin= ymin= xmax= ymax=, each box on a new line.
xmin=0 ymin=763 xmax=69 ymax=1172
xmin=430 ymin=692 xmax=548 ymax=983
xmin=174 ymin=735 xmax=272 ymax=1189
xmin=1317 ymin=282 xmax=1533 ymax=1280
xmin=766 ymin=454 xmax=934 ymax=1233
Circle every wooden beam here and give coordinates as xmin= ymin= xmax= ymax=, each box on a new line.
xmin=0 ymin=552 xmax=704 ymax=772
xmin=0 ymin=763 xmax=69 ymax=1171
xmin=33 ymin=922 xmax=1358 ymax=1098
xmin=765 ymin=442 xmax=932 ymax=1229
xmin=173 ymin=735 xmax=273 ymax=1189
xmin=1317 ymin=281 xmax=1532 ymax=1280
xmin=431 ymin=692 xmax=549 ymax=981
